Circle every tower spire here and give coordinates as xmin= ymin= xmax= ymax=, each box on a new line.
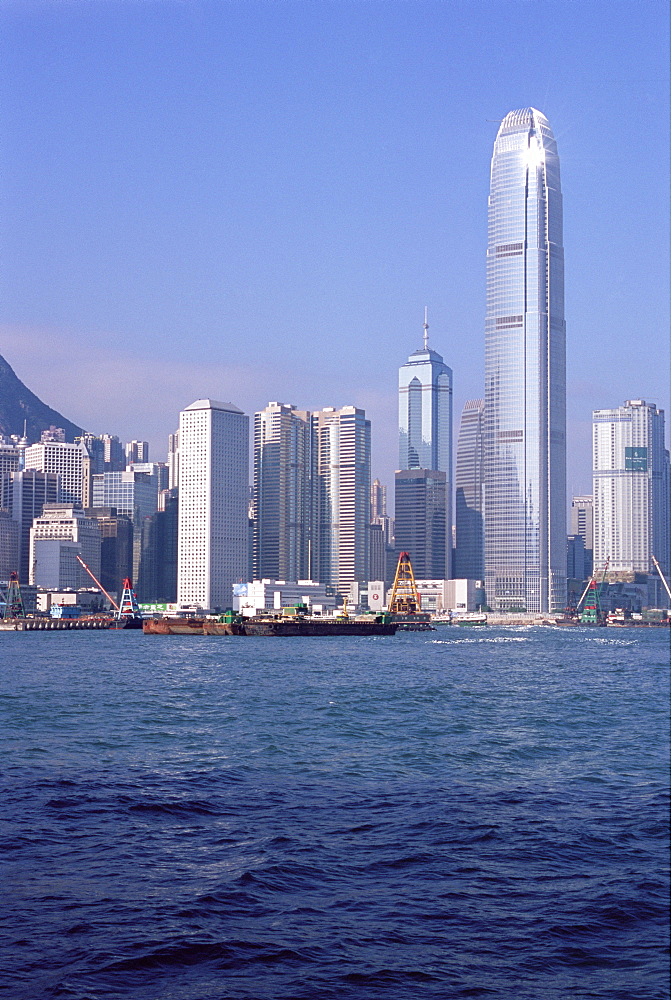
xmin=423 ymin=306 xmax=429 ymax=350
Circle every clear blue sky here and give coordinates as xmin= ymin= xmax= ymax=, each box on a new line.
xmin=1 ymin=0 xmax=669 ymax=504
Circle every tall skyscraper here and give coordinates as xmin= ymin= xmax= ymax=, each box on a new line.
xmin=253 ymin=402 xmax=311 ymax=582
xmin=398 ymin=311 xmax=453 ymax=475
xmin=92 ymin=470 xmax=158 ymax=584
xmin=593 ymin=399 xmax=669 ymax=578
xmin=84 ymin=507 xmax=134 ymax=598
xmin=484 ymin=108 xmax=566 ymax=612
xmin=454 ymin=399 xmax=485 ymax=580
xmin=177 ymin=399 xmax=249 ymax=610
xmin=397 ymin=311 xmax=453 ymax=578
xmin=311 ymin=405 xmax=371 ymax=595
xmin=394 ymin=469 xmax=447 ymax=580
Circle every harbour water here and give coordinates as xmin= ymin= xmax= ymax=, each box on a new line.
xmin=1 ymin=627 xmax=669 ymax=999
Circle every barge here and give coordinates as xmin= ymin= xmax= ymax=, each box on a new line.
xmin=144 ymin=607 xmax=397 ymax=637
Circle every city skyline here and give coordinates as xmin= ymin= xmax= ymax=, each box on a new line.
xmin=0 ymin=2 xmax=668 ymax=501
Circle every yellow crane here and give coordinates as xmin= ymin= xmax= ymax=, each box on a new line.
xmin=388 ymin=552 xmax=421 ymax=614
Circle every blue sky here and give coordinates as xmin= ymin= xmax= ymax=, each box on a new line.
xmin=0 ymin=0 xmax=669 ymax=503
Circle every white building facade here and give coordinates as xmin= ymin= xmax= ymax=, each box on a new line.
xmin=24 ymin=441 xmax=87 ymax=505
xmin=233 ymin=579 xmax=337 ymax=616
xmin=253 ymin=402 xmax=311 ymax=583
xmin=311 ymin=405 xmax=371 ymax=595
xmin=593 ymin=400 xmax=669 ymax=576
xmin=29 ymin=503 xmax=101 ymax=590
xmin=177 ymin=399 xmax=249 ymax=610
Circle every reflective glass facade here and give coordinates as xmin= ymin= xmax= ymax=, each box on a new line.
xmin=397 ymin=322 xmax=453 ymax=579
xmin=454 ymin=399 xmax=484 ymax=581
xmin=484 ymin=108 xmax=566 ymax=612
xmin=398 ymin=344 xmax=452 ymax=476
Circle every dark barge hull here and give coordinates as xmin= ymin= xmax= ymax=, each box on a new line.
xmin=143 ymin=617 xmax=396 ymax=637
xmin=237 ymin=619 xmax=397 ymax=636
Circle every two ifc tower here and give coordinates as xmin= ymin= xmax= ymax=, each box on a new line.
xmin=398 ymin=108 xmax=565 ymax=615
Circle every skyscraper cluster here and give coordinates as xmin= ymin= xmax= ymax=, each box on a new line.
xmin=0 ymin=108 xmax=668 ymax=616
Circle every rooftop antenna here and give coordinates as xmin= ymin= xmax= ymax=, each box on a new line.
xmin=423 ymin=306 xmax=429 ymax=350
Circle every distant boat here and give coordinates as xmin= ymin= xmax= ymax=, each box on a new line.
xmin=452 ymin=613 xmax=487 ymax=627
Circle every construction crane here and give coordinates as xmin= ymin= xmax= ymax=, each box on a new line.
xmin=388 ymin=552 xmax=421 ymax=614
xmin=579 ymin=558 xmax=609 ymax=625
xmin=75 ymin=555 xmax=119 ymax=611
xmin=651 ymin=555 xmax=671 ymax=601
xmin=117 ymin=578 xmax=141 ymax=618
xmin=3 ymin=572 xmax=25 ymax=620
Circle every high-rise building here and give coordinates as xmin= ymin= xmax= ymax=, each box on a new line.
xmin=0 ymin=509 xmax=19 ymax=579
xmin=253 ymin=402 xmax=311 ymax=582
xmin=394 ymin=469 xmax=447 ymax=580
xmin=85 ymin=507 xmax=134 ymax=598
xmin=371 ymin=479 xmax=387 ymax=521
xmin=29 ymin=503 xmax=101 ymax=589
xmin=311 ymin=405 xmax=371 ymax=595
xmin=397 ymin=312 xmax=453 ymax=578
xmin=177 ymin=399 xmax=248 ymax=610
xmin=24 ymin=441 xmax=88 ymax=505
xmin=1 ymin=469 xmax=60 ymax=584
xmin=91 ymin=470 xmax=158 ymax=585
xmin=454 ymin=399 xmax=485 ymax=580
xmin=100 ymin=434 xmax=125 ymax=472
xmin=593 ymin=400 xmax=669 ymax=577
xmin=398 ymin=311 xmax=453 ymax=476
xmin=570 ymin=495 xmax=593 ymax=579
xmin=0 ymin=441 xmax=20 ymax=479
xmin=91 ymin=470 xmax=157 ymax=523
xmin=484 ymin=108 xmax=566 ymax=612
xmin=126 ymin=440 xmax=149 ymax=465
xmin=167 ymin=431 xmax=180 ymax=491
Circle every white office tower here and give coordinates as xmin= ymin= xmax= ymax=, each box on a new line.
xmin=593 ymin=400 xmax=669 ymax=577
xmin=24 ymin=441 xmax=88 ymax=504
xmin=177 ymin=400 xmax=249 ymax=610
xmin=29 ymin=503 xmax=101 ymax=589
xmin=253 ymin=402 xmax=311 ymax=582
xmin=311 ymin=405 xmax=371 ymax=595
xmin=484 ymin=109 xmax=566 ymax=612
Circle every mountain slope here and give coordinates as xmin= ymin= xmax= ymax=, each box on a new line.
xmin=0 ymin=353 xmax=84 ymax=442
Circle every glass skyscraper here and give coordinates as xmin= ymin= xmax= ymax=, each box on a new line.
xmin=397 ymin=313 xmax=453 ymax=578
xmin=398 ymin=313 xmax=453 ymax=476
xmin=454 ymin=398 xmax=485 ymax=581
xmin=484 ymin=108 xmax=566 ymax=613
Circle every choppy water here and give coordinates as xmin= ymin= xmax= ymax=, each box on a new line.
xmin=1 ymin=626 xmax=669 ymax=999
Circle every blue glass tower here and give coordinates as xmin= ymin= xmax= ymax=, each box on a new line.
xmin=484 ymin=108 xmax=566 ymax=612
xmin=398 ymin=311 xmax=453 ymax=476
xmin=397 ymin=311 xmax=453 ymax=578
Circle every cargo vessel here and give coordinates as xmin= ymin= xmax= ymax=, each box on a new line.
xmin=143 ymin=606 xmax=397 ymax=637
